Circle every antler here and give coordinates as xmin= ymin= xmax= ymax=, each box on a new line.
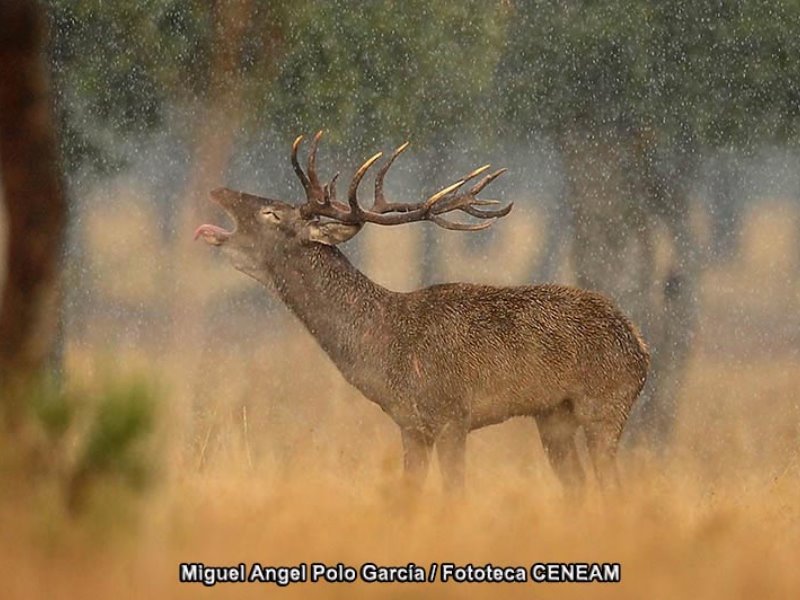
xmin=292 ymin=132 xmax=512 ymax=231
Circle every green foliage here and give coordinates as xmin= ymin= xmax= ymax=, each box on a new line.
xmin=45 ymin=0 xmax=507 ymax=170
xmin=29 ymin=377 xmax=75 ymax=441
xmin=263 ymin=0 xmax=508 ymax=151
xmin=72 ymin=381 xmax=156 ymax=491
xmin=47 ymin=0 xmax=215 ymax=170
xmin=498 ymin=0 xmax=800 ymax=147
xmin=3 ymin=375 xmax=159 ymax=515
xmin=45 ymin=0 xmax=800 ymax=170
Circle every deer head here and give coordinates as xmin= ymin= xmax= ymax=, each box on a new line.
xmin=194 ymin=131 xmax=512 ymax=273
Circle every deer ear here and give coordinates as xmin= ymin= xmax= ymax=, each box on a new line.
xmin=306 ymin=221 xmax=362 ymax=246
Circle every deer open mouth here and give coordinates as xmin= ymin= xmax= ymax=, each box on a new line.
xmin=194 ymin=223 xmax=232 ymax=245
xmin=194 ymin=188 xmax=237 ymax=245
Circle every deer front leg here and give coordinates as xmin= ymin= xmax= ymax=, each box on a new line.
xmin=401 ymin=428 xmax=433 ymax=489
xmin=435 ymin=422 xmax=468 ymax=492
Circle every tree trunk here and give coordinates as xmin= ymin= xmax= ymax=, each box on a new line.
xmin=560 ymin=127 xmax=655 ymax=331
xmin=168 ymin=0 xmax=256 ymax=464
xmin=0 ymin=0 xmax=67 ymax=430
xmin=627 ymin=141 xmax=700 ymax=449
xmin=532 ymin=186 xmax=572 ymax=282
xmin=706 ymin=149 xmax=744 ymax=265
xmin=559 ymin=127 xmax=700 ymax=451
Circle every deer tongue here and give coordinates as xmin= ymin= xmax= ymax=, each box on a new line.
xmin=194 ymin=224 xmax=232 ymax=246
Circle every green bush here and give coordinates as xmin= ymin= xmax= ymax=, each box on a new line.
xmin=2 ymin=375 xmax=159 ymax=516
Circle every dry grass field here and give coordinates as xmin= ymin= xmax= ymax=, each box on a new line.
xmin=2 ymin=197 xmax=799 ymax=599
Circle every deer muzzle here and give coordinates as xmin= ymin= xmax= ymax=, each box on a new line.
xmin=195 ymin=188 xmax=240 ymax=245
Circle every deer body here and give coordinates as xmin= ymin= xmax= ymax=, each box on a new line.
xmin=197 ymin=133 xmax=649 ymax=490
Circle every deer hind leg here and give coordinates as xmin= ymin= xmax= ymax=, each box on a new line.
xmin=584 ymin=424 xmax=622 ymax=488
xmin=401 ymin=428 xmax=433 ymax=489
xmin=536 ymin=401 xmax=585 ymax=492
xmin=579 ymin=388 xmax=636 ymax=489
xmin=582 ymin=415 xmax=625 ymax=489
xmin=435 ymin=422 xmax=468 ymax=492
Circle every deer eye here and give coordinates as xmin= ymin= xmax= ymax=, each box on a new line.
xmin=259 ymin=208 xmax=280 ymax=223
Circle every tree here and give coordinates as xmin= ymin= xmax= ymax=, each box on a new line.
xmin=0 ymin=0 xmax=68 ymax=431
xmin=497 ymin=0 xmax=800 ymax=448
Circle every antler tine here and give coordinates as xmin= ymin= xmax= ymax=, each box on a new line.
xmin=420 ymin=164 xmax=492 ymax=211
xmin=373 ymin=142 xmax=409 ymax=213
xmin=348 ymin=151 xmax=383 ymax=215
xmin=430 ymin=214 xmax=497 ymax=231
xmin=460 ymin=201 xmax=514 ymax=219
xmin=325 ymin=172 xmax=351 ymax=212
xmin=307 ymin=130 xmax=324 ymax=199
xmin=464 ymin=164 xmax=492 ymax=182
xmin=323 ymin=171 xmax=339 ymax=204
xmin=424 ymin=179 xmax=466 ymax=209
xmin=469 ymin=168 xmax=508 ymax=196
xmin=291 ymin=135 xmax=311 ymax=195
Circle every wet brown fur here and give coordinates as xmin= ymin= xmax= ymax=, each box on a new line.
xmin=209 ymin=207 xmax=650 ymax=490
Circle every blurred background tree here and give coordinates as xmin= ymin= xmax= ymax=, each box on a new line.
xmin=0 ymin=0 xmax=157 ymax=516
xmin=497 ymin=0 xmax=800 ymax=447
xmin=0 ymin=0 xmax=67 ymax=430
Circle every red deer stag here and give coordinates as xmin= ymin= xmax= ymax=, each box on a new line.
xmin=195 ymin=132 xmax=649 ymax=491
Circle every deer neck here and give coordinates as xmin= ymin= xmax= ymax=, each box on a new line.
xmin=254 ymin=243 xmax=394 ymax=398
